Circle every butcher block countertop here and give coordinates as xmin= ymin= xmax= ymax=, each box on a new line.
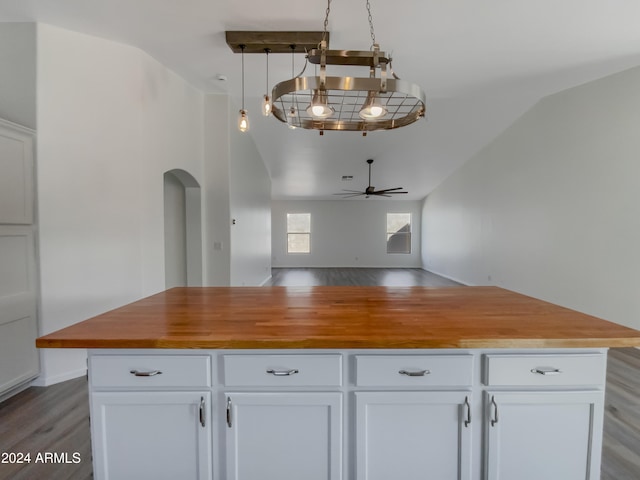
xmin=35 ymin=286 xmax=640 ymax=349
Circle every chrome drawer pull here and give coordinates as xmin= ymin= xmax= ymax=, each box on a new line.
xmin=531 ymin=367 xmax=562 ymax=376
xmin=266 ymin=368 xmax=299 ymax=376
xmin=199 ymin=396 xmax=206 ymax=428
xmin=464 ymin=396 xmax=471 ymax=428
xmin=226 ymin=397 xmax=232 ymax=428
xmin=399 ymin=369 xmax=430 ymax=377
xmin=129 ymin=369 xmax=162 ymax=377
xmin=490 ymin=396 xmax=499 ymax=427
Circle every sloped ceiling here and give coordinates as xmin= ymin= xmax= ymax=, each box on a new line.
xmin=3 ymin=0 xmax=640 ymax=200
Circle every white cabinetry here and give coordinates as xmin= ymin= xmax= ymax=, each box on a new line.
xmin=92 ymin=391 xmax=212 ymax=480
xmin=356 ymin=391 xmax=472 ymax=480
xmin=0 ymin=119 xmax=39 ymax=400
xmin=485 ymin=391 xmax=603 ymax=480
xmin=354 ymin=354 xmax=473 ymax=480
xmin=86 ymin=348 xmax=608 ymax=480
xmin=225 ymin=392 xmax=342 ymax=480
xmin=223 ymin=354 xmax=343 ymax=480
xmin=483 ymin=352 xmax=605 ymax=480
xmin=89 ymin=354 xmax=213 ymax=480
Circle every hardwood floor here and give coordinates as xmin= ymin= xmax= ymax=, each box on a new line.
xmin=602 ymin=347 xmax=640 ymax=480
xmin=265 ymin=267 xmax=463 ymax=287
xmin=0 ymin=376 xmax=92 ymax=480
xmin=1 ymin=269 xmax=638 ymax=479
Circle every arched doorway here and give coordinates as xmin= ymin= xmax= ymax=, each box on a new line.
xmin=163 ymin=169 xmax=202 ymax=287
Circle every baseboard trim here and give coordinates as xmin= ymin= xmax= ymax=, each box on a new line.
xmin=30 ymin=368 xmax=87 ymax=387
xmin=420 ymin=267 xmax=470 ymax=286
xmin=0 ymin=378 xmax=36 ymax=404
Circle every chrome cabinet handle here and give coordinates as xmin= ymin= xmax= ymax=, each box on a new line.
xmin=531 ymin=367 xmax=562 ymax=376
xmin=199 ymin=396 xmax=206 ymax=428
xmin=464 ymin=396 xmax=471 ymax=428
xmin=266 ymin=368 xmax=299 ymax=376
xmin=490 ymin=396 xmax=499 ymax=427
xmin=129 ymin=369 xmax=162 ymax=377
xmin=226 ymin=397 xmax=232 ymax=428
xmin=398 ymin=369 xmax=430 ymax=377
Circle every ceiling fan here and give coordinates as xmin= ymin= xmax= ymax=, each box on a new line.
xmin=334 ymin=159 xmax=408 ymax=198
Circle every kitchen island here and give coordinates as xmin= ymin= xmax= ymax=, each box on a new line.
xmin=36 ymin=286 xmax=640 ymax=480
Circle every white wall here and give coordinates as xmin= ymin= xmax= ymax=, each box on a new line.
xmin=35 ymin=24 xmax=204 ymax=385
xmin=422 ymin=66 xmax=640 ymax=331
xmin=203 ymin=94 xmax=272 ymax=287
xmin=228 ymin=107 xmax=272 ymax=286
xmin=272 ymin=200 xmax=422 ymax=268
xmin=203 ymin=95 xmax=232 ymax=286
xmin=0 ymin=23 xmax=36 ymax=129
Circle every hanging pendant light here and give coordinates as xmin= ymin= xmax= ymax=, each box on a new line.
xmin=269 ymin=0 xmax=426 ymax=133
xmin=261 ymin=48 xmax=272 ymax=116
xmin=237 ymin=44 xmax=249 ymax=132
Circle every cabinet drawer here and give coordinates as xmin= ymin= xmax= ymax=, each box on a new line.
xmin=355 ymin=355 xmax=474 ymax=387
xmin=224 ymin=355 xmax=342 ymax=387
xmin=484 ymin=353 xmax=606 ymax=386
xmin=90 ymin=355 xmax=211 ymax=388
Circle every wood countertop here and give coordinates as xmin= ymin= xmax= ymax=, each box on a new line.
xmin=35 ymin=286 xmax=640 ymax=349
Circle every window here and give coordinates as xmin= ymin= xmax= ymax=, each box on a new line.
xmin=386 ymin=213 xmax=411 ymax=254
xmin=287 ymin=213 xmax=311 ymax=253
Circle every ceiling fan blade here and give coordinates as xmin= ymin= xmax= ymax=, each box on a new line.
xmin=333 ymin=192 xmax=365 ymax=197
xmin=333 ymin=159 xmax=409 ymax=198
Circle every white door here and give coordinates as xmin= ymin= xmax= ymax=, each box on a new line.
xmin=91 ymin=391 xmax=212 ymax=480
xmin=225 ymin=392 xmax=343 ymax=480
xmin=0 ymin=119 xmax=38 ymax=397
xmin=355 ymin=391 xmax=472 ymax=480
xmin=485 ymin=390 xmax=604 ymax=480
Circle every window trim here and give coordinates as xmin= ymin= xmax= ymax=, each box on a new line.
xmin=286 ymin=212 xmax=311 ymax=254
xmin=386 ymin=212 xmax=412 ymax=254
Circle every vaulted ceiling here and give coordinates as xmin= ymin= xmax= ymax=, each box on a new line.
xmin=3 ymin=0 xmax=640 ymax=200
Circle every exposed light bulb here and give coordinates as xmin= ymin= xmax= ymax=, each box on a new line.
xmin=306 ymin=90 xmax=334 ymax=119
xmin=238 ymin=109 xmax=249 ymax=132
xmin=359 ymin=91 xmax=388 ymax=120
xmin=288 ymin=106 xmax=297 ymax=129
xmin=262 ymin=95 xmax=271 ymax=116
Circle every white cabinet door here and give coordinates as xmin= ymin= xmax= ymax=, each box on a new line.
xmin=91 ymin=391 xmax=212 ymax=480
xmin=0 ymin=119 xmax=38 ymax=399
xmin=355 ymin=391 xmax=472 ymax=480
xmin=225 ymin=392 xmax=342 ymax=480
xmin=0 ymin=119 xmax=34 ymax=224
xmin=485 ymin=391 xmax=604 ymax=480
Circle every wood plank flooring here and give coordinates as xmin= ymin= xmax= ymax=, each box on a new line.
xmin=0 ymin=376 xmax=92 ymax=480
xmin=602 ymin=347 xmax=640 ymax=480
xmin=1 ymin=268 xmax=638 ymax=479
xmin=265 ymin=267 xmax=463 ymax=287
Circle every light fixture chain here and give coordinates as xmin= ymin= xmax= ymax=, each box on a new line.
xmin=366 ymin=0 xmax=376 ymax=48
xmin=322 ymin=0 xmax=331 ymax=44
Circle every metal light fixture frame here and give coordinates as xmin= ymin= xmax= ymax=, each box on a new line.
xmin=270 ymin=0 xmax=426 ymax=134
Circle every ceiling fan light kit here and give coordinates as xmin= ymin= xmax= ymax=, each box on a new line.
xmin=225 ymin=0 xmax=426 ymax=135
